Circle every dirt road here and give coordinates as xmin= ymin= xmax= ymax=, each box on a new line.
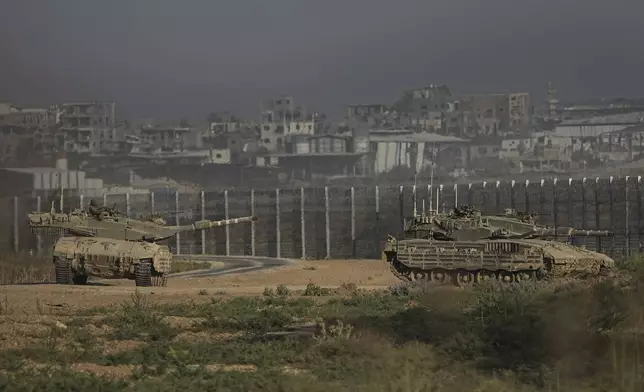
xmin=0 ymin=259 xmax=398 ymax=314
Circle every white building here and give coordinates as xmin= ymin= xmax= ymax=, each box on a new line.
xmin=554 ymin=112 xmax=644 ymax=140
xmin=260 ymin=120 xmax=314 ymax=152
xmin=369 ymin=131 xmax=468 ymax=174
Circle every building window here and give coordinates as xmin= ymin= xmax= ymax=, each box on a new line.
xmin=264 ymin=126 xmax=270 ymax=131
xmin=215 ymin=153 xmax=222 ymax=159
xmin=296 ymin=124 xmax=300 ymax=131
xmin=264 ymin=138 xmax=270 ymax=144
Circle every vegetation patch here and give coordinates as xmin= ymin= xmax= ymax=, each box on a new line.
xmin=0 ymin=251 xmax=53 ymax=285
xmin=3 ymin=260 xmax=644 ymax=391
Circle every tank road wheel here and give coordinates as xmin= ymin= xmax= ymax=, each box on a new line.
xmin=475 ymin=271 xmax=495 ymax=283
xmin=72 ymin=275 xmax=88 ymax=285
xmin=456 ymin=270 xmax=475 ymax=287
xmin=514 ymin=271 xmax=535 ymax=283
xmin=134 ymin=262 xmax=153 ymax=287
xmin=499 ymin=271 xmax=515 ymax=284
xmin=54 ymin=257 xmax=73 ymax=285
xmin=430 ymin=269 xmax=449 ymax=285
xmin=152 ymin=274 xmax=168 ymax=287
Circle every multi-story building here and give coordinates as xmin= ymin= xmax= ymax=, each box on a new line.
xmin=0 ymin=106 xmax=58 ymax=128
xmin=0 ymin=104 xmax=61 ymax=166
xmin=346 ymin=104 xmax=387 ymax=120
xmin=259 ymin=96 xmax=318 ymax=152
xmin=260 ymin=95 xmax=307 ymax=123
xmin=207 ymin=112 xmax=249 ymax=135
xmin=260 ymin=121 xmax=314 ymax=152
xmin=139 ymin=125 xmax=199 ymax=152
xmin=392 ymin=85 xmax=455 ymax=133
xmin=458 ymin=92 xmax=531 ymax=135
xmin=57 ymin=102 xmax=116 ymax=154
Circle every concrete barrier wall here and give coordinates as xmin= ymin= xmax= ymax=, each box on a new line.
xmin=4 ymin=175 xmax=642 ymax=259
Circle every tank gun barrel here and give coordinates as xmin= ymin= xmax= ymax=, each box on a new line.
xmin=530 ymin=227 xmax=614 ymax=238
xmin=175 ymin=216 xmax=257 ymax=232
xmin=567 ymin=228 xmax=613 ymax=237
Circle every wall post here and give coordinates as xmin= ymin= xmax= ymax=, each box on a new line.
xmin=324 ymin=186 xmax=330 ymax=259
xmin=553 ymin=177 xmax=558 ymax=238
xmin=275 ymin=188 xmax=281 ymax=258
xmin=300 ymin=187 xmax=306 ymax=259
xmin=454 ymin=184 xmax=458 ymax=208
xmin=200 ymin=190 xmax=206 ymax=255
xmin=374 ymin=185 xmax=380 ymax=258
xmin=581 ymin=178 xmax=587 ymax=229
xmin=638 ymin=177 xmax=642 ymax=247
xmin=250 ymin=189 xmax=256 ymax=256
xmin=350 ymin=186 xmax=356 ymax=258
xmin=225 ymin=189 xmax=230 ymax=256
xmin=13 ymin=196 xmax=19 ymax=253
xmin=398 ymin=185 xmax=404 ymax=232
xmin=510 ymin=180 xmax=515 ymax=209
xmin=36 ymin=195 xmax=42 ymax=255
xmin=567 ymin=178 xmax=573 ymax=226
xmin=175 ymin=191 xmax=181 ymax=255
xmin=594 ymin=177 xmax=601 ymax=252
xmin=626 ymin=176 xmax=631 ymax=256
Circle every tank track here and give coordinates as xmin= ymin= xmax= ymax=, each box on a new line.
xmin=134 ymin=262 xmax=168 ymax=287
xmin=134 ymin=262 xmax=153 ymax=287
xmin=152 ymin=274 xmax=168 ymax=287
xmin=54 ymin=257 xmax=73 ymax=284
xmin=389 ymin=258 xmax=545 ymax=287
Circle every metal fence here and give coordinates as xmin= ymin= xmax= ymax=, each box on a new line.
xmin=3 ymin=175 xmax=643 ymax=259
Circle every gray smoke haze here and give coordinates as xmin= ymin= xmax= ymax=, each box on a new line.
xmin=1 ymin=0 xmax=643 ymax=120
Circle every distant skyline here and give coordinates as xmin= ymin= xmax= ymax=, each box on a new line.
xmin=2 ymin=0 xmax=643 ymax=121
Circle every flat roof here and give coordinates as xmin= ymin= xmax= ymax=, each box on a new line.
xmin=261 ymin=152 xmax=365 ymax=158
xmin=559 ymin=111 xmax=644 ymax=126
xmin=2 ymin=167 xmax=79 ymax=174
xmin=369 ymin=133 xmax=468 ymax=144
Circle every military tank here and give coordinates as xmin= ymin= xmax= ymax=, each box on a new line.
xmin=383 ymin=205 xmax=616 ymax=286
xmin=28 ymin=203 xmax=257 ymax=287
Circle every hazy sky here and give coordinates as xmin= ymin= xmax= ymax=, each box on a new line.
xmin=1 ymin=0 xmax=643 ymax=120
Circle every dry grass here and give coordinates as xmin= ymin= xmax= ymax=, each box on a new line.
xmin=1 ymin=256 xmax=644 ymax=391
xmin=0 ymin=251 xmax=53 ymax=285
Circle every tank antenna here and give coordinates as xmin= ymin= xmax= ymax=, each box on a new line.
xmin=59 ymin=172 xmax=64 ymax=213
xmin=413 ymin=170 xmax=418 ymax=217
xmin=429 ymin=142 xmax=435 ymax=214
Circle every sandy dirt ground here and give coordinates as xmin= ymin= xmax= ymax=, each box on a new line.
xmin=0 ymin=259 xmax=399 ymax=314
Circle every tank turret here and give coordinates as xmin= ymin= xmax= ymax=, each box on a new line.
xmin=401 ymin=205 xmax=613 ymax=242
xmin=27 ymin=210 xmax=257 ymax=242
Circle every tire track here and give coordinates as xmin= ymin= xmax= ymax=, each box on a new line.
xmin=170 ymin=255 xmax=296 ymax=279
